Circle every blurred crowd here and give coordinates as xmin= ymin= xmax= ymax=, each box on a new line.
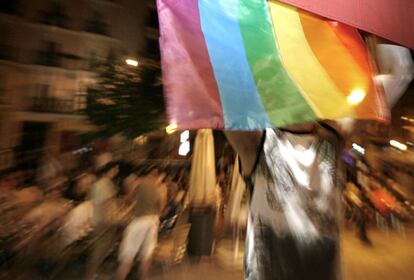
xmin=1 ymin=142 xmax=414 ymax=279
xmin=344 ymin=158 xmax=414 ymax=245
xmin=0 ymin=147 xmax=192 ymax=279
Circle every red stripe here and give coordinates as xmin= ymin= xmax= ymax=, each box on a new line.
xmin=277 ymin=0 xmax=414 ymax=49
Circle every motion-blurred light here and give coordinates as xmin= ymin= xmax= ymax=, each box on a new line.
xmin=125 ymin=58 xmax=139 ymax=67
xmin=166 ymin=123 xmax=177 ymax=134
xmin=180 ymin=130 xmax=189 ymax=142
xmin=178 ymin=141 xmax=190 ymax=156
xmin=347 ymin=89 xmax=366 ymax=105
xmin=390 ymin=139 xmax=407 ymax=151
xmin=352 ymin=143 xmax=365 ymax=154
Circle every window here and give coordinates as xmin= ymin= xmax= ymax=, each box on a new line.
xmin=0 ymin=75 xmax=5 ymax=103
xmin=74 ymin=91 xmax=87 ymax=111
xmin=0 ymin=0 xmax=20 ymax=15
xmin=37 ymin=41 xmax=61 ymax=67
xmin=84 ymin=10 xmax=108 ymax=36
xmin=0 ymin=26 xmax=12 ymax=61
xmin=39 ymin=1 xmax=68 ymax=28
xmin=147 ymin=9 xmax=159 ymax=29
xmin=88 ymin=50 xmax=99 ymax=69
xmin=35 ymin=84 xmax=50 ymax=99
xmin=32 ymin=84 xmax=50 ymax=111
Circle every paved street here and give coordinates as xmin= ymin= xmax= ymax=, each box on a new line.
xmin=343 ymin=226 xmax=414 ymax=280
xmin=3 ymin=226 xmax=414 ymax=279
xmin=149 ymin=226 xmax=414 ymax=280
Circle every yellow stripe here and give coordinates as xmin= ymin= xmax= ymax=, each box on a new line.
xmin=268 ymin=1 xmax=356 ymax=119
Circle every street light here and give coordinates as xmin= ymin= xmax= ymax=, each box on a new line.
xmin=125 ymin=58 xmax=139 ymax=67
xmin=166 ymin=123 xmax=177 ymax=134
xmin=347 ymin=89 xmax=366 ymax=105
xmin=179 ymin=130 xmax=190 ymax=156
xmin=390 ymin=139 xmax=407 ymax=151
xmin=180 ymin=130 xmax=189 ymax=142
xmin=352 ymin=143 xmax=365 ymax=154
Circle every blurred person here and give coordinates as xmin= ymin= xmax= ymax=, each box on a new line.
xmin=0 ymin=169 xmax=24 ymax=204
xmin=164 ymin=174 xmax=179 ymax=204
xmin=217 ymin=154 xmax=230 ymax=175
xmin=94 ymin=148 xmax=113 ymax=171
xmin=345 ymin=182 xmax=372 ymax=245
xmin=123 ymin=172 xmax=139 ymax=195
xmin=10 ymin=181 xmax=72 ymax=258
xmin=89 ymin=162 xmax=119 ymax=226
xmin=36 ymin=150 xmax=63 ymax=190
xmin=161 ymin=175 xmax=187 ymax=222
xmin=0 ymin=169 xmax=23 ymax=191
xmin=355 ymin=159 xmax=370 ymax=190
xmin=175 ymin=167 xmax=189 ymax=190
xmin=223 ymin=40 xmax=414 ymax=280
xmin=72 ymin=167 xmax=97 ymax=201
xmin=61 ymin=200 xmax=94 ymax=248
xmin=5 ymin=186 xmax=44 ymax=210
xmin=85 ymin=162 xmax=119 ymax=280
xmin=224 ymin=122 xmax=348 ymax=279
xmin=117 ymin=166 xmax=166 ymax=280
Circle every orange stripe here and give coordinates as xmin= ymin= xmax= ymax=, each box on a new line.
xmin=327 ymin=23 xmax=385 ymax=118
xmin=327 ymin=23 xmax=371 ymax=74
xmin=298 ymin=11 xmax=378 ymax=118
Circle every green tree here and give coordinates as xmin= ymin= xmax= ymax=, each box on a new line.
xmin=85 ymin=57 xmax=166 ymax=139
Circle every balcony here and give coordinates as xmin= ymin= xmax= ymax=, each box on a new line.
xmin=0 ymin=47 xmax=89 ymax=71
xmin=30 ymin=95 xmax=85 ymax=115
xmin=0 ymin=149 xmax=14 ymax=171
xmin=84 ymin=20 xmax=109 ymax=36
xmin=0 ymin=83 xmax=6 ymax=105
xmin=36 ymin=51 xmax=62 ymax=67
xmin=38 ymin=11 xmax=68 ymax=28
xmin=0 ymin=44 xmax=15 ymax=61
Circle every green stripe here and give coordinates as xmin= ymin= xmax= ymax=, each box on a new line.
xmin=237 ymin=0 xmax=317 ymax=126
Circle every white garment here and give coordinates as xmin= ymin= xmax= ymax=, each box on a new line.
xmin=118 ymin=215 xmax=159 ymax=263
xmin=95 ymin=152 xmax=113 ymax=170
xmin=61 ymin=201 xmax=94 ymax=246
xmin=89 ymin=177 xmax=117 ymax=226
xmin=37 ymin=157 xmax=62 ymax=183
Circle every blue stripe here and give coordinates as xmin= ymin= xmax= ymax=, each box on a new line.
xmin=198 ymin=0 xmax=271 ymax=130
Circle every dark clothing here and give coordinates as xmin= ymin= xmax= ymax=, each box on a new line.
xmin=133 ymin=177 xmax=162 ymax=217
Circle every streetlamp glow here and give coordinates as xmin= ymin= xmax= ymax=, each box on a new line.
xmin=352 ymin=143 xmax=365 ymax=154
xmin=390 ymin=140 xmax=407 ymax=151
xmin=347 ymin=89 xmax=366 ymax=105
xmin=125 ymin=58 xmax=139 ymax=67
xmin=166 ymin=123 xmax=177 ymax=134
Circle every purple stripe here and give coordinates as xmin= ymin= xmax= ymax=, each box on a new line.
xmin=157 ymin=0 xmax=224 ymax=129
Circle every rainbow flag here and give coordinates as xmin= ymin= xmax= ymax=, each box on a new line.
xmin=157 ymin=0 xmax=389 ymax=130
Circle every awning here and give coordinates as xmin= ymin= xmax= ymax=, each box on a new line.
xmin=277 ymin=0 xmax=414 ymax=49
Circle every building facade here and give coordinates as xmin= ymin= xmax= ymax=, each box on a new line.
xmin=0 ymin=0 xmax=151 ymax=170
